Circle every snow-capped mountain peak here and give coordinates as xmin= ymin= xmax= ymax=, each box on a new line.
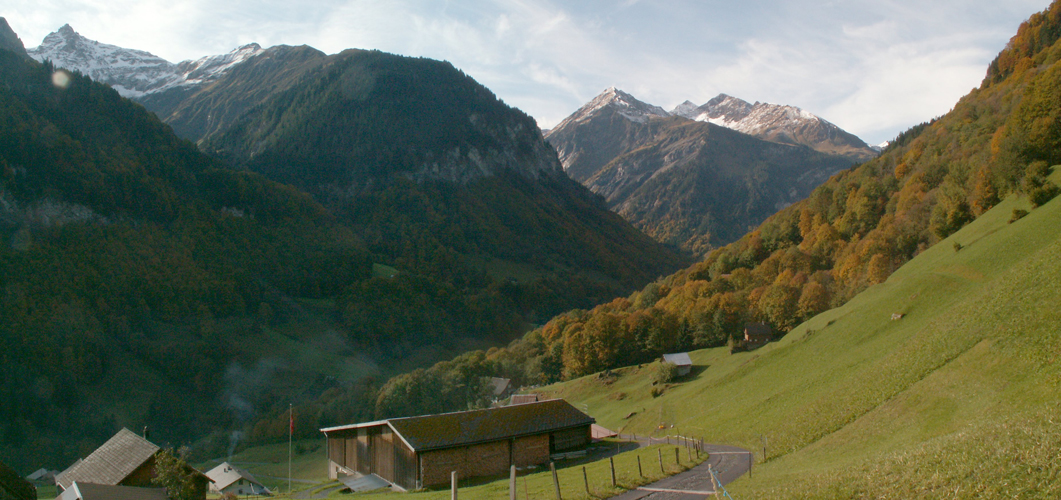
xmin=552 ymin=87 xmax=669 ymax=131
xmin=27 ymin=25 xmax=265 ymax=99
xmin=28 ymin=24 xmax=179 ymax=97
xmin=669 ymin=100 xmax=700 ymax=118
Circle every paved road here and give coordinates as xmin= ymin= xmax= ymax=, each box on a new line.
xmin=610 ymin=437 xmax=751 ymax=499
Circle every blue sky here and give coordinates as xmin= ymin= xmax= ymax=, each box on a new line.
xmin=4 ymin=0 xmax=1052 ymax=144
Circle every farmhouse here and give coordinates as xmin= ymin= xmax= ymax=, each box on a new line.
xmin=321 ymin=399 xmax=594 ymax=490
xmin=743 ymin=322 xmax=773 ymax=346
xmin=54 ymin=428 xmax=210 ymax=499
xmin=661 ymin=352 xmax=693 ymax=376
xmin=205 ymin=462 xmax=271 ymax=496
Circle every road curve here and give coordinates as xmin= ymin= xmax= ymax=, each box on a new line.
xmin=609 ymin=437 xmax=751 ymax=500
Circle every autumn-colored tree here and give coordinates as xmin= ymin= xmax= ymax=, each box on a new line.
xmin=866 ymin=254 xmax=891 ymax=285
xmin=797 ymin=281 xmax=831 ymax=320
xmin=152 ymin=448 xmax=203 ymax=500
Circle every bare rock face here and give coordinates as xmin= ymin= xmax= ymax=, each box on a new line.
xmin=545 ymin=88 xmax=859 ymax=254
xmin=0 ymin=18 xmax=30 ymax=60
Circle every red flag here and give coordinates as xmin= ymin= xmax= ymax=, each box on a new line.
xmin=289 ymin=411 xmax=294 ymax=435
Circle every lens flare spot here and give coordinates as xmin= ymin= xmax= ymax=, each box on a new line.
xmin=51 ymin=70 xmax=72 ymax=89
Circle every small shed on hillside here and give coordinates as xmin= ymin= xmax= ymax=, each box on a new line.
xmin=205 ymin=462 xmax=271 ymax=496
xmin=55 ymin=428 xmax=210 ymax=499
xmin=661 ymin=353 xmax=693 ymax=376
xmin=743 ymin=322 xmax=773 ymax=346
xmin=321 ymin=399 xmax=594 ymax=490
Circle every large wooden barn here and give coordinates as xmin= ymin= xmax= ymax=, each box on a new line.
xmin=320 ymin=399 xmax=594 ymax=490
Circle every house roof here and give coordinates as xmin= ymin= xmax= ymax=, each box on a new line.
xmin=489 ymin=377 xmax=511 ymax=396
xmin=0 ymin=460 xmax=36 ymax=500
xmin=26 ymin=468 xmax=57 ymax=481
xmin=55 ymin=428 xmax=160 ymax=490
xmin=509 ymin=394 xmax=540 ymax=405
xmin=204 ymin=462 xmax=267 ymax=492
xmin=661 ymin=353 xmax=692 ymax=366
xmin=744 ymin=322 xmax=772 ymax=337
xmin=57 ymin=482 xmax=168 ymax=500
xmin=322 ymin=399 xmax=594 ymax=452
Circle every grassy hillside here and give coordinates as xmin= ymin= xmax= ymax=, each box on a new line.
xmin=537 ymin=174 xmax=1061 ymax=497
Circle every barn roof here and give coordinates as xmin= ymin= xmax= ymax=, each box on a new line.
xmin=57 ymin=482 xmax=168 ymax=500
xmin=204 ymin=462 xmax=267 ymax=492
xmin=661 ymin=353 xmax=692 ymax=366
xmin=55 ymin=428 xmax=159 ymax=490
xmin=322 ymin=399 xmax=594 ymax=452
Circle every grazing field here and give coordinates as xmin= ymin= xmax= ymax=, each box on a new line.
xmin=535 ymin=173 xmax=1061 ymax=498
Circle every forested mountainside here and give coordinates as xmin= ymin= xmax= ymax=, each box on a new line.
xmin=324 ymin=0 xmax=1061 ymax=424
xmin=203 ymin=49 xmax=688 ymax=295
xmin=0 ymin=49 xmax=372 ymax=469
xmin=544 ymin=88 xmax=855 ymax=256
xmin=137 ymin=44 xmax=329 ymax=144
xmin=0 ymin=39 xmax=687 ymax=469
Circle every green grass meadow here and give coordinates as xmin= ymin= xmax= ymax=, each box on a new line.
xmin=538 ymin=176 xmax=1061 ymax=498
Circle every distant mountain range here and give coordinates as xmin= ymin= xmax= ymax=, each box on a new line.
xmin=545 ymin=87 xmax=864 ymax=255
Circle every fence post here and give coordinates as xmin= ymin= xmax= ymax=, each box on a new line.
xmin=687 ymin=442 xmax=692 ymax=461
xmin=510 ymin=465 xmax=517 ymax=500
xmin=658 ymin=449 xmax=663 ymax=473
xmin=451 ymin=471 xmax=458 ymax=500
xmin=550 ymin=462 xmax=562 ymax=500
xmin=675 ymin=447 xmax=680 ymax=465
xmin=609 ymin=456 xmax=616 ymax=486
xmin=582 ymin=466 xmax=589 ymax=494
xmin=637 ymin=455 xmax=643 ymax=477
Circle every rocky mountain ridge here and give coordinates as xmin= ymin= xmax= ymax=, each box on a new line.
xmin=543 ymin=89 xmax=856 ymax=255
xmin=671 ymin=93 xmax=876 ymax=160
xmin=0 ymin=17 xmax=29 ymax=60
xmin=547 ymin=88 xmax=876 ymax=164
xmin=27 ymin=24 xmax=264 ymax=98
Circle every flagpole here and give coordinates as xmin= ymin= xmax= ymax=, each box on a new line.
xmin=289 ymin=403 xmax=293 ymax=495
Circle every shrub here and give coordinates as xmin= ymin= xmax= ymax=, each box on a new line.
xmin=1009 ymin=209 xmax=1029 ymax=223
xmin=1029 ymin=182 xmax=1059 ymax=207
xmin=655 ymin=362 xmax=681 ymax=384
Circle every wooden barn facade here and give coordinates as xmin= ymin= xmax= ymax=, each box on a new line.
xmin=321 ymin=399 xmax=594 ymax=490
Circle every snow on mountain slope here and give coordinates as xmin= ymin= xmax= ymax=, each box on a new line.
xmin=553 ymin=87 xmax=669 ymax=129
xmin=27 ymin=24 xmax=263 ymax=98
xmin=672 ymin=93 xmax=875 ymax=160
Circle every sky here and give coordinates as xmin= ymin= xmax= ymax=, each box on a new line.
xmin=3 ymin=0 xmax=1053 ymax=145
